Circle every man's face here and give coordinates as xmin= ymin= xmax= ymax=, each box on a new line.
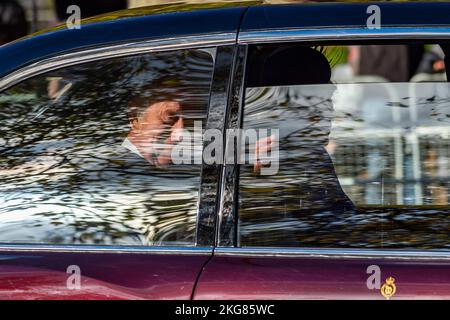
xmin=129 ymin=100 xmax=184 ymax=165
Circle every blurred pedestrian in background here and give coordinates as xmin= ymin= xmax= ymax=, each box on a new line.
xmin=349 ymin=45 xmax=424 ymax=82
xmin=54 ymin=0 xmax=127 ymax=21
xmin=0 ymin=0 xmax=28 ymax=45
xmin=416 ymin=45 xmax=446 ymax=75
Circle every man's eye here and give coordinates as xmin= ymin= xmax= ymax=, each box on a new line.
xmin=164 ymin=115 xmax=176 ymax=124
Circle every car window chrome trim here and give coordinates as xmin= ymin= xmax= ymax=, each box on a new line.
xmin=0 ymin=32 xmax=236 ymax=92
xmin=215 ymin=247 xmax=450 ymax=260
xmin=238 ymin=27 xmax=450 ymax=44
xmin=0 ymin=244 xmax=213 ymax=255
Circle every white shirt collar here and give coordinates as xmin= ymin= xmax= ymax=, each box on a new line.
xmin=121 ymin=137 xmax=144 ymax=159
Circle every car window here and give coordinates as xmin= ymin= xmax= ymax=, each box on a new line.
xmin=238 ymin=43 xmax=450 ymax=249
xmin=0 ymin=48 xmax=215 ymax=246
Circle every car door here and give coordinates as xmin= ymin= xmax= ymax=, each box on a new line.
xmin=0 ymin=37 xmax=236 ymax=299
xmin=193 ymin=7 xmax=450 ymax=299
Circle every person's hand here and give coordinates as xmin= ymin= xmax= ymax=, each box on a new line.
xmin=129 ymin=100 xmax=184 ymax=166
xmin=253 ymin=135 xmax=275 ymax=174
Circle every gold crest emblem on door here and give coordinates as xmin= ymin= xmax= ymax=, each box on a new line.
xmin=380 ymin=277 xmax=397 ymax=299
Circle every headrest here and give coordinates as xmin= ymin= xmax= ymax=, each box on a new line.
xmin=246 ymin=46 xmax=331 ymax=87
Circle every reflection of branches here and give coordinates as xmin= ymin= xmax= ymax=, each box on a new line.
xmin=0 ymin=125 xmax=56 ymax=155
xmin=0 ymin=48 xmax=215 ymax=246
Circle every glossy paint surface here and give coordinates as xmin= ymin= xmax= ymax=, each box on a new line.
xmin=0 ymin=6 xmax=246 ymax=78
xmin=4 ymin=2 xmax=450 ymax=79
xmin=194 ymin=255 xmax=450 ymax=299
xmin=241 ymin=2 xmax=450 ymax=33
xmin=0 ymin=251 xmax=210 ymax=299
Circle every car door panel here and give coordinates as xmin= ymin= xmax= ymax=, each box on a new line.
xmin=194 ymin=255 xmax=450 ymax=299
xmin=0 ymin=250 xmax=210 ymax=299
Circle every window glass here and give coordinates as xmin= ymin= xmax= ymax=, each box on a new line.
xmin=0 ymin=48 xmax=215 ymax=246
xmin=239 ymin=43 xmax=450 ymax=249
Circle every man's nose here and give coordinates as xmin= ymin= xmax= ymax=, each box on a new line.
xmin=170 ymin=117 xmax=184 ymax=143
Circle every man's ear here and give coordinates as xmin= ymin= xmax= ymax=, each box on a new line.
xmin=128 ymin=101 xmax=140 ymax=129
xmin=131 ymin=118 xmax=140 ymax=131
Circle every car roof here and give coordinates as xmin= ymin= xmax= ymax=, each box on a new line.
xmin=1 ymin=1 xmax=450 ymax=79
xmin=0 ymin=2 xmax=252 ymax=78
xmin=242 ymin=1 xmax=450 ymax=32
